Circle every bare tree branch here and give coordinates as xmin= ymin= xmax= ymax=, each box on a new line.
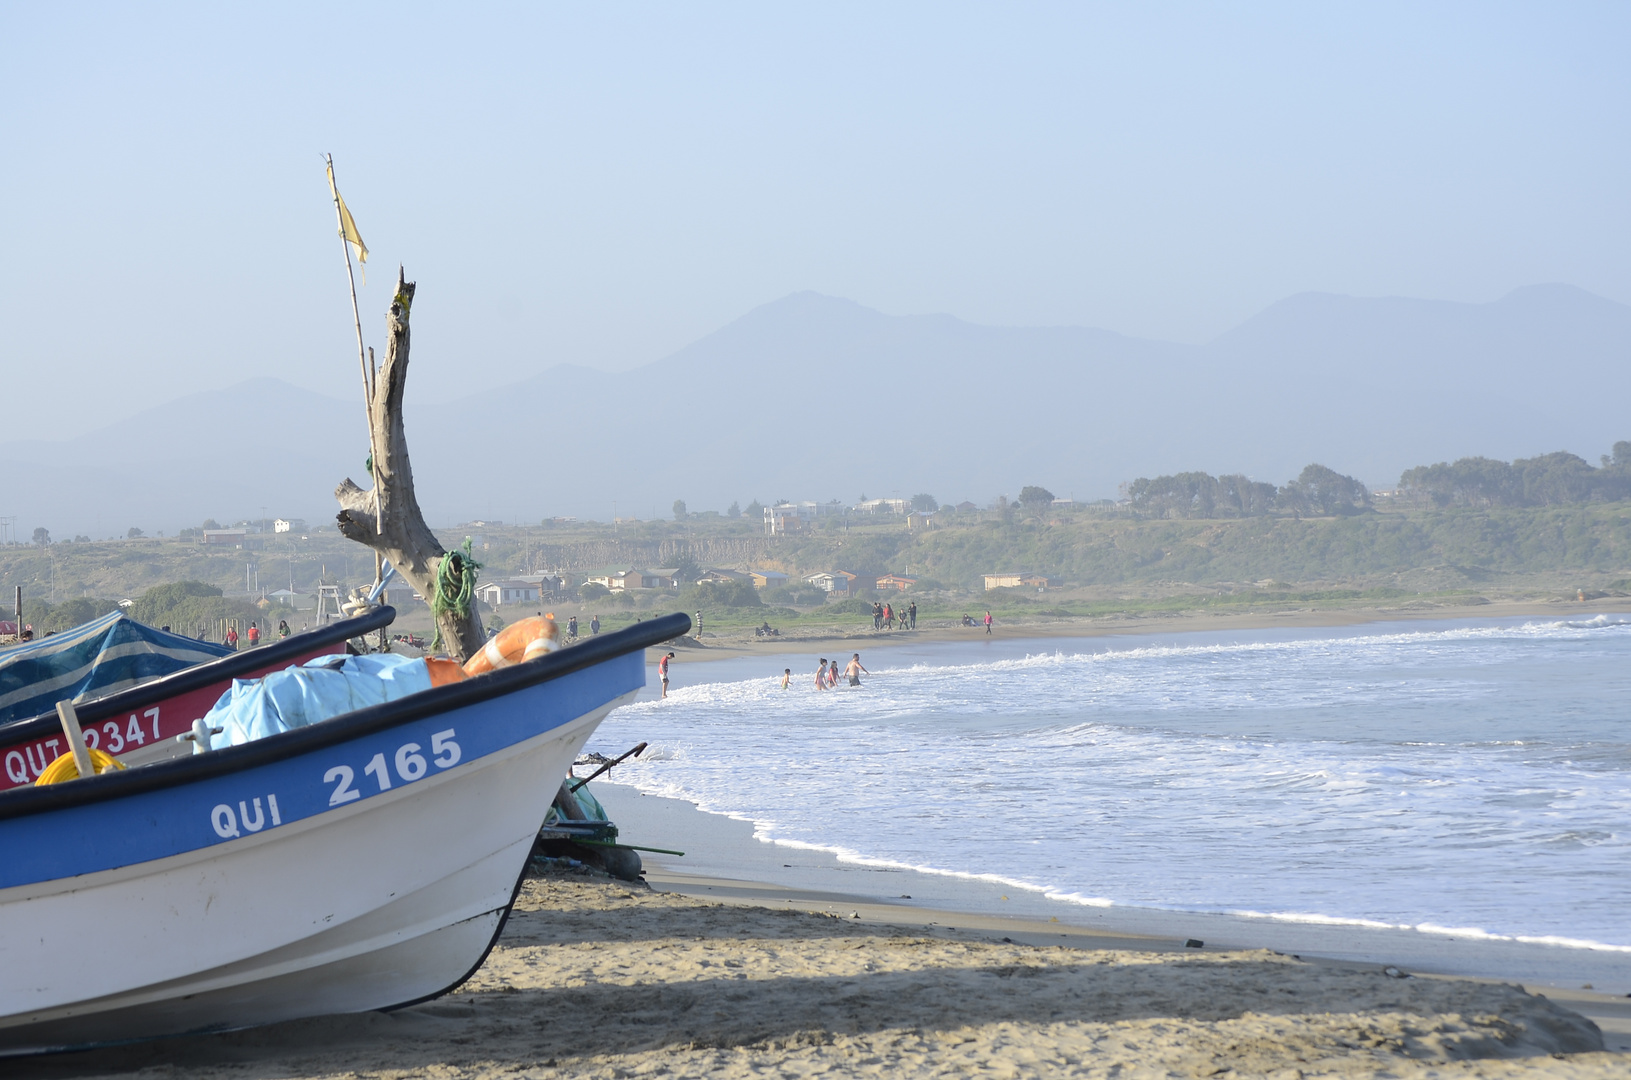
xmin=335 ymin=267 xmax=485 ymax=660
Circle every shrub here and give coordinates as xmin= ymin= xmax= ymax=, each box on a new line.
xmin=681 ymin=579 xmax=762 ymax=609
xmin=821 ymin=597 xmax=877 ymax=617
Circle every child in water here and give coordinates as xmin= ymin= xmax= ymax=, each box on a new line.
xmin=814 ymin=659 xmax=829 ymax=690
xmin=781 ymin=668 xmax=791 ymax=689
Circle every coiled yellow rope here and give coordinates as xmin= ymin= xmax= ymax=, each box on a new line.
xmin=35 ymin=747 xmax=126 ymax=786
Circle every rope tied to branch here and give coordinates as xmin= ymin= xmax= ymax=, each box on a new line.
xmin=428 ymin=537 xmax=481 ymax=655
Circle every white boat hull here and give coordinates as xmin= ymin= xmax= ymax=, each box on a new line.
xmin=0 ymin=617 xmax=680 ymax=1054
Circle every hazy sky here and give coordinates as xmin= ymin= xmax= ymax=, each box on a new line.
xmin=3 ymin=3 xmax=1628 ymax=441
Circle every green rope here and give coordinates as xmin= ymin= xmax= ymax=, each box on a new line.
xmin=428 ymin=537 xmax=481 ymax=655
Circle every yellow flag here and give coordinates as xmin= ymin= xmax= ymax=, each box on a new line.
xmin=326 ymin=162 xmax=369 ymax=284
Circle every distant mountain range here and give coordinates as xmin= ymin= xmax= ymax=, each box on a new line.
xmin=4 ymin=285 xmax=1628 ymax=537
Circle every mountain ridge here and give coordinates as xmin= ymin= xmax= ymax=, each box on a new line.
xmin=3 ymin=285 xmax=1627 ymax=536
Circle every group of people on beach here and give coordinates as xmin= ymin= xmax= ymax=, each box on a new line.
xmin=871 ymin=600 xmax=916 ymax=631
xmin=792 ymin=653 xmax=869 ymax=691
xmin=216 ymin=620 xmax=296 ymax=650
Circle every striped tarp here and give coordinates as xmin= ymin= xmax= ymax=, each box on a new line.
xmin=0 ymin=611 xmax=232 ymax=727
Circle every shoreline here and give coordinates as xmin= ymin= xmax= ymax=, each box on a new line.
xmin=649 ymin=597 xmax=1631 ymax=662
xmin=593 ymin=782 xmax=1631 ymax=1051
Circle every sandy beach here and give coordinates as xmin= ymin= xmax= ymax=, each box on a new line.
xmin=656 ymin=598 xmax=1630 ymax=664
xmin=15 ymin=861 xmax=1624 ymax=1079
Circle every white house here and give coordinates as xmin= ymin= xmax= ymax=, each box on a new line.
xmin=476 ymin=579 xmax=542 ymax=607
xmin=803 ymin=570 xmax=860 ymax=595
xmin=853 ymin=498 xmax=908 ymax=515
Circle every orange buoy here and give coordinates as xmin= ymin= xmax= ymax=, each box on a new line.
xmin=463 ymin=616 xmax=560 ymax=676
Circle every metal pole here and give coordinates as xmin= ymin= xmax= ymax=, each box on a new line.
xmin=325 ymin=154 xmax=386 ymax=588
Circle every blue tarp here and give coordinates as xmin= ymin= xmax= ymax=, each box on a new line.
xmin=0 ymin=611 xmax=233 ymax=728
xmin=206 ymin=653 xmax=432 ymax=749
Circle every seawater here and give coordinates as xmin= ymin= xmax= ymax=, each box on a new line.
xmin=596 ymin=614 xmax=1631 ymax=953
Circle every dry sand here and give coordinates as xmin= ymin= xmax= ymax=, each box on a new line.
xmin=21 ymin=865 xmax=1623 ymax=1079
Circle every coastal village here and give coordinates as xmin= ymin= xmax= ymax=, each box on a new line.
xmin=2 ymin=473 xmax=1626 ymax=648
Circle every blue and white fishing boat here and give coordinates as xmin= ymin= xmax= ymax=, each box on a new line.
xmin=0 ymin=612 xmax=684 ymax=1055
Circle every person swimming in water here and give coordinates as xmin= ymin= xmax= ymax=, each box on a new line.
xmin=843 ymin=652 xmax=869 ymax=686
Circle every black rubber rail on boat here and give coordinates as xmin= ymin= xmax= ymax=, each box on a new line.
xmin=0 ymin=606 xmax=399 ymax=745
xmin=0 ymin=611 xmax=692 ymax=820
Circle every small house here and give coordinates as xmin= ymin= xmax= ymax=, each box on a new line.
xmin=476 ymin=580 xmax=542 ymax=607
xmin=749 ymin=569 xmax=789 ymax=589
xmin=697 ymin=568 xmax=753 ymax=585
xmin=803 ymin=570 xmax=861 ymax=595
xmin=874 ymin=574 xmax=918 ymax=591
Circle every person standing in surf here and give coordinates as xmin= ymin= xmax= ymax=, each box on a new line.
xmin=781 ymin=668 xmax=792 ymax=690
xmin=843 ymin=653 xmax=869 ymax=686
xmin=814 ymin=659 xmax=829 ymax=690
xmin=659 ymin=651 xmax=674 ymax=698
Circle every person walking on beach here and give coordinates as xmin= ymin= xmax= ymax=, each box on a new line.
xmin=246 ymin=622 xmax=260 ymax=648
xmin=883 ymin=602 xmax=894 ymax=630
xmin=908 ymin=601 xmax=917 ymax=630
xmin=590 ymin=614 xmax=600 ymax=636
xmin=567 ymin=615 xmax=578 ymax=641
xmin=277 ymin=619 xmax=291 ymax=640
xmin=843 ymin=653 xmax=869 ymax=686
xmin=984 ymin=609 xmax=993 ymax=634
xmin=659 ymin=651 xmax=675 ymax=698
xmin=872 ymin=602 xmax=883 ymax=631
xmin=224 ymin=625 xmax=239 ymax=651
xmin=815 ymin=659 xmax=829 ymax=690
xmin=781 ymin=668 xmax=791 ymax=690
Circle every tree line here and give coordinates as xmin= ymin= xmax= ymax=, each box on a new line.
xmin=1123 ymin=441 xmax=1631 ymax=520
xmin=1124 ymin=464 xmax=1369 ymax=520
xmin=1398 ymin=443 xmax=1631 ymax=508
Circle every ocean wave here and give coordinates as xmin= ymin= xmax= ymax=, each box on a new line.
xmin=599 ymin=614 xmax=1631 ymax=952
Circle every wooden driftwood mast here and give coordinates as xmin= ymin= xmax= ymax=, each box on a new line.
xmin=335 ymin=268 xmax=486 ymax=660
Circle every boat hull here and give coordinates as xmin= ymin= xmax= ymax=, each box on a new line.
xmin=0 ymin=615 xmax=684 ymax=1055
